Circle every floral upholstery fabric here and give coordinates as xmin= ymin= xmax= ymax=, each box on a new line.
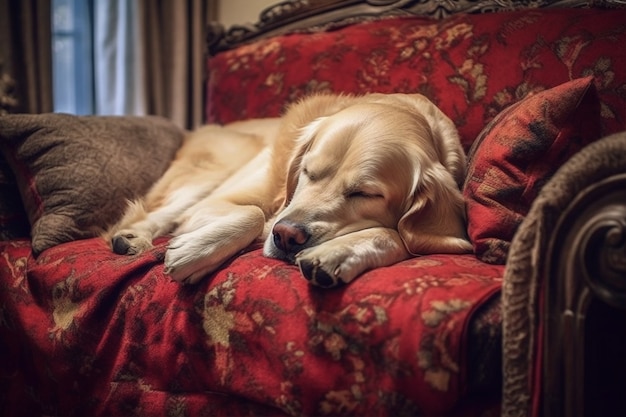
xmin=463 ymin=77 xmax=602 ymax=264
xmin=0 ymin=238 xmax=502 ymax=416
xmin=207 ymin=8 xmax=626 ymax=150
xmin=1 ymin=5 xmax=625 ymax=417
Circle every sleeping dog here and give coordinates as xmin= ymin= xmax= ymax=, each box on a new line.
xmin=104 ymin=93 xmax=472 ymax=287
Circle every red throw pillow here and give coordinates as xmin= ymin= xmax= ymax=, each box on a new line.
xmin=463 ymin=76 xmax=601 ymax=264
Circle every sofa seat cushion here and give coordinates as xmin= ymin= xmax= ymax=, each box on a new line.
xmin=207 ymin=8 xmax=626 ymax=150
xmin=0 ymin=238 xmax=502 ymax=416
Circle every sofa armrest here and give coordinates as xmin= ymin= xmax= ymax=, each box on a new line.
xmin=543 ymin=133 xmax=626 ymax=417
xmin=502 ymin=131 xmax=626 ymax=417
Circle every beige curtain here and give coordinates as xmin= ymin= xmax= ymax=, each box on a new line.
xmin=139 ymin=0 xmax=217 ymax=129
xmin=0 ymin=0 xmax=53 ymax=114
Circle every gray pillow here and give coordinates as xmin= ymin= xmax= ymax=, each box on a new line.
xmin=0 ymin=113 xmax=185 ymax=255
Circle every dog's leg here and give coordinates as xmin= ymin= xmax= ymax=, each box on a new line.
xmin=105 ymin=124 xmax=270 ymax=256
xmin=162 ymin=146 xmax=283 ymax=284
xmin=164 ymin=202 xmax=266 ymax=284
xmin=106 ymin=183 xmax=214 ymax=255
xmin=294 ymin=227 xmax=412 ymax=287
xmin=106 ymin=162 xmax=228 ymax=255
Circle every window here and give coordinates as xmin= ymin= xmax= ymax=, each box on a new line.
xmin=51 ymin=0 xmax=94 ymax=114
xmin=52 ymin=0 xmax=144 ymax=116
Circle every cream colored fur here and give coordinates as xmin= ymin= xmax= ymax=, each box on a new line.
xmin=104 ymin=93 xmax=472 ymax=287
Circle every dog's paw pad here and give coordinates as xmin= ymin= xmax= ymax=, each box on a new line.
xmin=297 ymin=258 xmax=339 ymax=288
xmin=112 ymin=235 xmax=133 ymax=255
xmin=111 ymin=232 xmax=152 ymax=255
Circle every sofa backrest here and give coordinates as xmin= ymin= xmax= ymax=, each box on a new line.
xmin=205 ymin=0 xmax=626 ymax=150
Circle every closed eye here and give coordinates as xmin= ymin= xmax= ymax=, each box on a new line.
xmin=346 ymin=190 xmax=383 ymax=199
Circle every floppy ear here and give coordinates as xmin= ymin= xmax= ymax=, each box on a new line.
xmin=398 ymin=164 xmax=473 ymax=255
xmin=385 ymin=93 xmax=467 ymax=187
xmin=283 ymin=117 xmax=324 ymax=205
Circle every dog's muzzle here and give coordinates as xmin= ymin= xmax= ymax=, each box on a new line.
xmin=271 ymin=219 xmax=309 ymax=259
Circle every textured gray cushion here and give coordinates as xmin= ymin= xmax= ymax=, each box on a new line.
xmin=0 ymin=113 xmax=185 ymax=255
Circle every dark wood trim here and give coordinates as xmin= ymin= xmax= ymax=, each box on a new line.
xmin=207 ymin=0 xmax=626 ymax=55
xmin=545 ymin=173 xmax=626 ymax=417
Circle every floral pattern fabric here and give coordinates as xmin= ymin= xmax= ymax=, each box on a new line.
xmin=463 ymin=77 xmax=602 ymax=264
xmin=0 ymin=238 xmax=502 ymax=416
xmin=2 ymin=5 xmax=626 ymax=417
xmin=207 ymin=8 xmax=626 ymax=150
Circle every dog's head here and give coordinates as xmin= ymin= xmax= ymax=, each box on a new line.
xmin=263 ymin=93 xmax=472 ymax=263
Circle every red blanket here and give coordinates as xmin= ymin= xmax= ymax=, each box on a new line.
xmin=0 ymin=237 xmax=502 ymax=416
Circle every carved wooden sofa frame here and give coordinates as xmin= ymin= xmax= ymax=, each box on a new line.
xmin=207 ymin=0 xmax=626 ymax=54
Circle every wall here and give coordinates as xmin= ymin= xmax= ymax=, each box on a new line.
xmin=217 ymin=0 xmax=277 ymax=28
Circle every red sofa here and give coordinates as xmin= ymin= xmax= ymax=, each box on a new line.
xmin=1 ymin=1 xmax=626 ymax=416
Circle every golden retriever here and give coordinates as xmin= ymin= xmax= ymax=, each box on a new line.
xmin=104 ymin=93 xmax=472 ymax=287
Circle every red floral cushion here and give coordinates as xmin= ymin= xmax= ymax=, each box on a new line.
xmin=206 ymin=8 xmax=626 ymax=150
xmin=463 ymin=77 xmax=601 ymax=264
xmin=0 ymin=238 xmax=503 ymax=416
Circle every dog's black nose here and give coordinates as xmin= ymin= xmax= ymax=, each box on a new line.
xmin=272 ymin=220 xmax=309 ymax=254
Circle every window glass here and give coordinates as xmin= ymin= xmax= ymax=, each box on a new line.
xmin=51 ymin=0 xmax=93 ymax=114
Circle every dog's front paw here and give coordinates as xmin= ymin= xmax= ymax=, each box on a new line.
xmin=163 ymin=233 xmax=223 ymax=285
xmin=163 ymin=241 xmax=204 ymax=285
xmin=295 ymin=245 xmax=361 ymax=287
xmin=111 ymin=230 xmax=153 ymax=255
